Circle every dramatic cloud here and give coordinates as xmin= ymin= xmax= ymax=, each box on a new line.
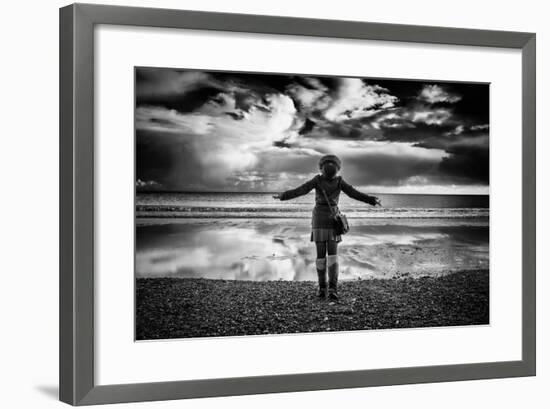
xmin=287 ymin=77 xmax=397 ymax=122
xmin=418 ymin=84 xmax=462 ymax=104
xmin=322 ymin=79 xmax=398 ymax=121
xmin=136 ymin=178 xmax=162 ymax=189
xmin=411 ymin=108 xmax=452 ymax=125
xmin=136 ymin=68 xmax=489 ymax=193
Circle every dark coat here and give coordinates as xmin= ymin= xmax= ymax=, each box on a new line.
xmin=279 ymin=174 xmax=377 ymax=228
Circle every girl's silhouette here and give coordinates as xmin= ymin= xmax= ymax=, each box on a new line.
xmin=273 ymin=154 xmax=381 ymax=301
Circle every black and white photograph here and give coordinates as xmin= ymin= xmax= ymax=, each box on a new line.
xmin=135 ymin=67 xmax=490 ymax=340
xmin=1 ymin=0 xmax=543 ymax=407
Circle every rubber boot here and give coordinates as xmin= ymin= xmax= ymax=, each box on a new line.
xmin=327 ymin=255 xmax=339 ymax=301
xmin=315 ymin=258 xmax=327 ymax=298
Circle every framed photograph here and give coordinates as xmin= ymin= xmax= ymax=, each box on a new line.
xmin=59 ymin=3 xmax=536 ymax=406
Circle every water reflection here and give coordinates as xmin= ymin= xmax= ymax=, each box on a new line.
xmin=136 ymin=219 xmax=489 ymax=281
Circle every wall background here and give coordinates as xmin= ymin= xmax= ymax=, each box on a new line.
xmin=0 ymin=0 xmax=546 ymax=407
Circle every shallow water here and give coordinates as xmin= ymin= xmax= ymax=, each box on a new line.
xmin=136 ymin=218 xmax=489 ymax=281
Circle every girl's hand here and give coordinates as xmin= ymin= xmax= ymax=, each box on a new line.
xmin=273 ymin=193 xmax=282 ymax=200
xmin=373 ymin=196 xmax=382 ymax=206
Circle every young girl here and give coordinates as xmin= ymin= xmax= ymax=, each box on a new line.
xmin=273 ymin=154 xmax=381 ymax=301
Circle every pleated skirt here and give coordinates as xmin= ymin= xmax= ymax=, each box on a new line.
xmin=310 ymin=228 xmax=342 ymax=243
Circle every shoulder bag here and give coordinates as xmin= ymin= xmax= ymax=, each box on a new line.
xmin=320 ymin=184 xmax=350 ymax=235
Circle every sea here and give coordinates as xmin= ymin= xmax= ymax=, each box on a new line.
xmin=135 ymin=192 xmax=489 ymax=281
xmin=136 ymin=192 xmax=489 ymax=219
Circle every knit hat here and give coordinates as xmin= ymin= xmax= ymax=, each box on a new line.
xmin=318 ymin=154 xmax=341 ymax=170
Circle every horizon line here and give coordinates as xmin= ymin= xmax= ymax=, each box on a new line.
xmin=136 ymin=189 xmax=490 ymax=196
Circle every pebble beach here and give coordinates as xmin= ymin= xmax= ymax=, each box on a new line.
xmin=136 ymin=269 xmax=489 ymax=340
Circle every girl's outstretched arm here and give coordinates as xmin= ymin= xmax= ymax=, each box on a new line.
xmin=340 ymin=177 xmax=381 ymax=206
xmin=275 ymin=175 xmax=319 ymax=201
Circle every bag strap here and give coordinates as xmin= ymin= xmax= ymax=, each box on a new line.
xmin=320 ymin=186 xmax=336 ymax=216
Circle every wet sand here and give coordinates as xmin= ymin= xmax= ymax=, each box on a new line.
xmin=136 ymin=218 xmax=489 ymax=280
xmin=136 ymin=269 xmax=489 ymax=340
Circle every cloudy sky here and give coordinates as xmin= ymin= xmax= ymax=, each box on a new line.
xmin=136 ymin=68 xmax=489 ymax=194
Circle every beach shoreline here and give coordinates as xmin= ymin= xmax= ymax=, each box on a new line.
xmin=136 ymin=269 xmax=489 ymax=340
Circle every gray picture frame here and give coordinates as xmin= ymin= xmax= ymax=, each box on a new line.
xmin=59 ymin=3 xmax=536 ymax=406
